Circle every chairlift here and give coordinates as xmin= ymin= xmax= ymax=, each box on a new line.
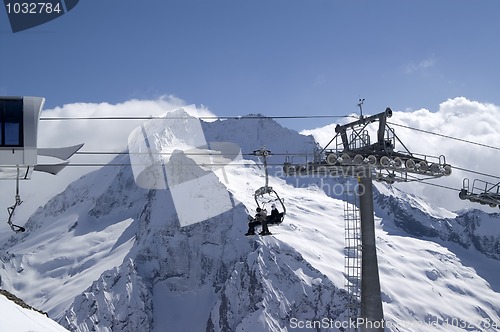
xmin=252 ymin=147 xmax=286 ymax=225
xmin=0 ymin=96 xmax=84 ymax=232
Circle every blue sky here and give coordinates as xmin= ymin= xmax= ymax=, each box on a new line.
xmin=1 ymin=0 xmax=500 ymax=130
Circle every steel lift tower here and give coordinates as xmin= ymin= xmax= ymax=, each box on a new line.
xmin=283 ymin=106 xmax=451 ymax=331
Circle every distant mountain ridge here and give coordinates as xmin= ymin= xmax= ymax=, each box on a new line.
xmin=0 ymin=109 xmax=498 ymax=331
xmin=374 ymin=183 xmax=500 ymax=261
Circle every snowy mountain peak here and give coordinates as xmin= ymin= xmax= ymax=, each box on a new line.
xmin=0 ymin=114 xmax=498 ymax=331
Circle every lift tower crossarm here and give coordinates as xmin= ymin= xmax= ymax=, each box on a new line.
xmin=335 ymin=108 xmax=392 ymax=152
xmin=335 ymin=108 xmax=392 ymax=135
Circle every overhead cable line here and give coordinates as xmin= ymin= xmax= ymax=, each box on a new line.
xmin=74 ymin=151 xmax=313 ymax=156
xmin=39 ymin=114 xmax=500 ymax=152
xmin=451 ymin=165 xmax=500 ymax=180
xmin=388 ymin=121 xmax=500 ymax=152
xmin=40 ymin=115 xmax=352 ymax=121
xmin=41 ymin=115 xmax=500 ymax=154
xmin=72 ymin=151 xmax=500 ymax=181
xmin=403 ymin=173 xmax=461 ymax=192
xmin=65 ymin=162 xmax=307 ymax=167
xmin=39 ymin=113 xmax=500 ymax=182
xmin=417 ymin=181 xmax=461 ymax=192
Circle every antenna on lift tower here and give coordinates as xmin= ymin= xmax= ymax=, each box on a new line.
xmin=283 ymin=101 xmax=452 ymax=331
xmin=357 ymin=98 xmax=365 ymax=120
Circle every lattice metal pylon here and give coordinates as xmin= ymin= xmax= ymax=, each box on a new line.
xmin=344 ymin=178 xmax=361 ymax=330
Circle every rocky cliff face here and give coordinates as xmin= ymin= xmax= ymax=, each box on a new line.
xmin=374 ymin=184 xmax=500 ymax=260
xmin=62 ymin=259 xmax=152 ymax=331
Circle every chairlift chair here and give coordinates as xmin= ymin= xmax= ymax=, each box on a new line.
xmin=253 ymin=185 xmax=286 ymax=225
xmin=252 ymin=146 xmax=286 ymax=225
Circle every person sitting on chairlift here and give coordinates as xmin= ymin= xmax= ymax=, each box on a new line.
xmin=268 ymin=203 xmax=282 ymax=225
xmin=258 ymin=207 xmax=270 ymax=235
xmin=245 ymin=207 xmax=271 ymax=236
xmin=245 ymin=207 xmax=261 ymax=235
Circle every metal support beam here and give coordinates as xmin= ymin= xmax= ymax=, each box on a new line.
xmin=358 ymin=170 xmax=384 ymax=331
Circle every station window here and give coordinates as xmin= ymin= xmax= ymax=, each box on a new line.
xmin=0 ymin=98 xmax=24 ymax=147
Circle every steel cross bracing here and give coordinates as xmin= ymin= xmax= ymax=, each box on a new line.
xmin=459 ymin=178 xmax=500 ymax=208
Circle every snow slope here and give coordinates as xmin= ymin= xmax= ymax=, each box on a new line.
xmin=216 ymin=163 xmax=500 ymax=331
xmin=0 ymin=109 xmax=498 ymax=331
xmin=0 ymin=290 xmax=68 ymax=332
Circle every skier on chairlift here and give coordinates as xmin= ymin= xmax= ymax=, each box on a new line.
xmin=258 ymin=207 xmax=271 ymax=235
xmin=268 ymin=203 xmax=282 ymax=225
xmin=245 ymin=207 xmax=271 ymax=236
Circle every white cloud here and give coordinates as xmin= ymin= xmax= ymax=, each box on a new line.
xmin=39 ymin=95 xmax=215 ymax=151
xmin=0 ymin=96 xmax=215 ymax=236
xmin=301 ymin=97 xmax=500 ymax=212
xmin=404 ymin=55 xmax=436 ymax=74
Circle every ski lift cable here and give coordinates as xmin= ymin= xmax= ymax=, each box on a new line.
xmin=40 ymin=115 xmax=353 ymax=121
xmin=41 ymin=115 xmax=500 ymax=180
xmin=52 ymin=163 xmax=466 ymax=193
xmin=67 ymin=157 xmax=500 ymax=182
xmin=410 ymin=180 xmax=460 ymax=192
xmin=451 ymin=165 xmax=500 ymax=180
xmin=402 ymin=172 xmax=461 ymax=192
xmin=387 ymin=121 xmax=500 ymax=152
xmin=74 ymin=151 xmax=314 ymax=157
xmin=65 ymin=162 xmax=311 ymax=167
xmin=39 ymin=114 xmax=500 ymax=151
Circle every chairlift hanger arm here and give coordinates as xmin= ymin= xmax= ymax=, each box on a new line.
xmin=6 ymin=167 xmax=25 ymax=232
xmin=252 ymin=146 xmax=286 ymax=224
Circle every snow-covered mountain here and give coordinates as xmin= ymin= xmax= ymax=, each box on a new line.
xmin=0 ymin=109 xmax=499 ymax=331
xmin=0 ymin=289 xmax=68 ymax=331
